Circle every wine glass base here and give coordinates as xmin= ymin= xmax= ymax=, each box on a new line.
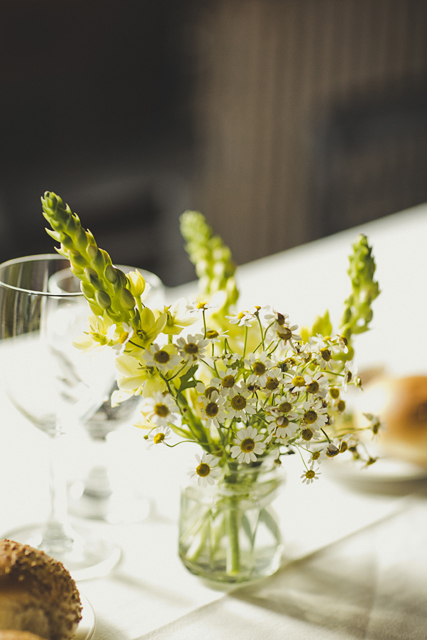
xmin=3 ymin=522 xmax=121 ymax=581
xmin=68 ymin=481 xmax=152 ymax=524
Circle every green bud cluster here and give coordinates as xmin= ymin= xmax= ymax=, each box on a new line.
xmin=180 ymin=211 xmax=239 ymax=317
xmin=41 ymin=191 xmax=139 ymax=327
xmin=310 ymin=310 xmax=333 ymax=339
xmin=339 ymin=234 xmax=380 ymax=341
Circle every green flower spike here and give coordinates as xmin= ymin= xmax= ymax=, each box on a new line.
xmin=301 ymin=234 xmax=379 ymax=364
xmin=180 ymin=211 xmax=239 ymax=320
xmin=41 ymin=191 xmax=140 ymax=328
xmin=339 ymin=234 xmax=380 ymax=342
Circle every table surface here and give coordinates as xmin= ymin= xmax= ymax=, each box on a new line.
xmin=1 ymin=203 xmax=427 ymax=640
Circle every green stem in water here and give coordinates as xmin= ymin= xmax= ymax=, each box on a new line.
xmin=227 ymin=497 xmax=241 ymax=576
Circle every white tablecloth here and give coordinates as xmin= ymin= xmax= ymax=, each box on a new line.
xmin=1 ymin=203 xmax=427 ymax=639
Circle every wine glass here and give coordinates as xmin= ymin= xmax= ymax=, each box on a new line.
xmin=67 ymin=267 xmax=165 ymax=523
xmin=0 ymin=254 xmax=121 ymax=579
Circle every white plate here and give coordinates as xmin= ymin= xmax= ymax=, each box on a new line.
xmin=74 ymin=594 xmax=96 ymax=640
xmin=324 ymin=454 xmax=427 ymax=485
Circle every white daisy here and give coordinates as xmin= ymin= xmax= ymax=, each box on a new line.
xmin=263 ymin=368 xmax=284 ymax=396
xmin=200 ymin=391 xmax=227 ymax=429
xmin=264 ymin=309 xmax=290 ymax=326
xmin=314 ymin=340 xmax=334 ymax=370
xmin=304 ymin=372 xmax=329 ymax=398
xmin=246 ymin=351 xmax=272 ymax=387
xmin=307 ymin=443 xmax=328 ymax=465
xmin=336 ymin=334 xmax=349 ymax=353
xmin=225 ymin=310 xmax=254 ymax=328
xmin=217 ymin=368 xmax=240 ymax=397
xmin=283 ymin=371 xmax=307 ymax=394
xmin=142 ymin=343 xmax=182 ymax=372
xmin=265 ymin=311 xmax=301 ymax=349
xmin=176 ymin=333 xmax=209 ymax=362
xmin=226 ymin=385 xmax=257 ymax=421
xmin=188 ymin=452 xmax=221 ymax=487
xmin=140 ymin=392 xmax=178 ymax=427
xmin=301 ymin=466 xmax=321 ymax=485
xmin=196 ymin=379 xmax=221 ymax=403
xmin=230 ymin=427 xmax=266 ymax=464
xmin=269 ymin=393 xmax=295 ymax=416
xmin=342 ymin=362 xmax=359 ymax=391
xmin=266 ymin=413 xmax=299 ymax=443
xmin=185 ymin=300 xmax=213 ymax=313
xmin=147 ymin=426 xmax=172 ymax=448
xmin=301 ymin=399 xmax=329 ymax=431
xmin=205 ymin=328 xmax=229 ymax=343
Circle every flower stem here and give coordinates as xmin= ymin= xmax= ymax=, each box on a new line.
xmin=227 ymin=498 xmax=241 ymax=575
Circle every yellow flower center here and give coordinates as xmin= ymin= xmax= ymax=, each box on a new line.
xmin=196 ymin=463 xmax=211 ymax=477
xmin=329 ymin=387 xmax=340 ymax=399
xmin=119 ymin=331 xmax=129 ymax=344
xmin=184 ymin=342 xmax=199 ymax=355
xmin=206 ymin=329 xmax=219 ymax=339
xmin=326 ymin=444 xmax=339 ymax=457
xmin=278 ymin=401 xmax=292 ymax=413
xmin=276 ymin=313 xmax=285 ymax=326
xmin=280 ymin=416 xmax=290 ymax=427
xmin=312 ymin=451 xmax=321 ymax=460
xmin=154 ymin=350 xmax=170 ymax=364
xmin=253 ymin=362 xmax=266 ymax=376
xmin=206 ymin=402 xmax=219 ymax=418
xmin=153 ymin=433 xmax=165 ymax=444
xmin=305 ymin=469 xmax=315 ymax=480
xmin=240 ymin=438 xmax=255 ymax=453
xmin=204 ymin=386 xmax=217 ymax=398
xmin=304 ymin=410 xmax=317 ymax=424
xmin=320 ymin=348 xmax=332 ymax=362
xmin=337 ymin=400 xmax=346 ymax=412
xmin=231 ymin=395 xmax=246 ymax=411
xmin=265 ymin=377 xmax=279 ymax=391
xmin=306 ymin=380 xmax=319 ymax=394
xmin=301 ymin=428 xmax=314 ymax=441
xmin=222 ymin=375 xmax=235 ymax=388
xmin=278 ymin=327 xmax=292 ymax=341
xmin=154 ymin=403 xmax=169 ymax=418
xmin=293 ymin=375 xmax=305 ymax=387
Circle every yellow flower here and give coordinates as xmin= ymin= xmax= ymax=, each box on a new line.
xmin=126 ymin=269 xmax=146 ymax=297
xmin=161 ymin=298 xmax=198 ymax=335
xmin=136 ymin=308 xmax=167 ymax=348
xmin=73 ymin=314 xmax=118 ymax=352
xmin=115 ymin=353 xmax=165 ymax=396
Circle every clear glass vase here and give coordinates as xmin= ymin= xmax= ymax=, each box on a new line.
xmin=179 ymin=458 xmax=284 ymax=584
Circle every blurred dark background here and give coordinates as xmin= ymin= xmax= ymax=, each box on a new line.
xmin=0 ymin=0 xmax=426 ymax=286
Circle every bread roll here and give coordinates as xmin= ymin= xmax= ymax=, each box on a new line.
xmin=356 ymin=375 xmax=427 ymax=466
xmin=0 ymin=631 xmax=48 ymax=640
xmin=0 ymin=540 xmax=82 ymax=640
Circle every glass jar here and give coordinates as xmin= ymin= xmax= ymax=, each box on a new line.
xmin=179 ymin=458 xmax=284 ymax=583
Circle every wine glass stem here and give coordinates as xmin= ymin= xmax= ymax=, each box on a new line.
xmin=41 ymin=429 xmax=75 ymax=555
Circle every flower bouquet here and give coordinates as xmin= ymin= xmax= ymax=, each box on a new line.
xmin=42 ymin=192 xmax=381 ymax=583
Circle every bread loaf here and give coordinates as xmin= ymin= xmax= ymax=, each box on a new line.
xmin=356 ymin=375 xmax=427 ymax=466
xmin=0 ymin=541 xmax=82 ymax=640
